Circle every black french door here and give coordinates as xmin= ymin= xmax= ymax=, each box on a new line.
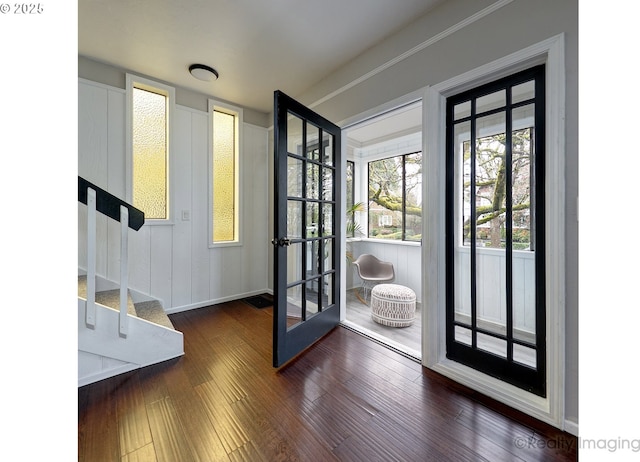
xmin=445 ymin=65 xmax=546 ymax=396
xmin=272 ymin=91 xmax=342 ymax=367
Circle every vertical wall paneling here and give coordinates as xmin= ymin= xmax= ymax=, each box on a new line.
xmin=106 ymin=90 xmax=126 ymax=282
xmin=129 ymin=226 xmax=151 ymax=295
xmin=190 ymin=110 xmax=212 ymax=302
xmin=171 ymin=107 xmax=194 ymax=308
xmin=78 ymin=79 xmax=271 ymax=312
xmin=78 ymin=82 xmax=111 ymax=277
xmin=150 ymin=226 xmax=173 ymax=307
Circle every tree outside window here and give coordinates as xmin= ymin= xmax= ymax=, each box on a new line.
xmin=367 ymin=152 xmax=422 ymax=241
xmin=462 ymin=129 xmax=532 ymax=249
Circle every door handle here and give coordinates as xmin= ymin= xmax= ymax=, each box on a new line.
xmin=271 ymin=237 xmax=292 ymax=247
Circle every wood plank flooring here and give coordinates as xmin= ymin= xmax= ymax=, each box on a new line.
xmin=78 ymin=300 xmax=577 ymax=461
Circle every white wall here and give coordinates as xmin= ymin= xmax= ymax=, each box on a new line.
xmin=349 ymin=240 xmax=422 ymax=302
xmin=78 ymin=79 xmax=270 ymax=312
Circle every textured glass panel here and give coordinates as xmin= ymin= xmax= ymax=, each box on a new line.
xmin=476 ymin=90 xmax=505 ymax=114
xmin=287 ymin=200 xmax=302 ymax=239
xmin=287 ymin=113 xmax=303 ymax=154
xmin=306 ymin=202 xmax=319 ymax=238
xmin=288 ymin=156 xmax=303 ymax=198
xmin=213 ymin=110 xmax=236 ymax=241
xmin=133 ymin=87 xmax=167 ymax=219
xmin=306 ymin=162 xmax=319 ymax=199
xmin=307 ymin=123 xmax=320 ymax=160
xmin=323 ymin=131 xmax=334 ymax=166
xmin=512 ymin=80 xmax=535 ymax=104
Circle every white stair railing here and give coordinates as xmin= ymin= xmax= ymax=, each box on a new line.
xmin=80 ymin=177 xmax=143 ymax=336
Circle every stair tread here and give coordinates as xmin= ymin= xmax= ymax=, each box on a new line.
xmin=78 ymin=276 xmax=136 ymax=316
xmin=78 ymin=275 xmax=174 ymax=329
xmin=134 ymin=300 xmax=175 ymax=330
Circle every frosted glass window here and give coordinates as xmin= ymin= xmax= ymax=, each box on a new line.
xmin=213 ymin=109 xmax=237 ymax=242
xmin=132 ymin=87 xmax=168 ymax=219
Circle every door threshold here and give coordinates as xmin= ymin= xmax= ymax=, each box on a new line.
xmin=340 ymin=320 xmax=421 ymax=363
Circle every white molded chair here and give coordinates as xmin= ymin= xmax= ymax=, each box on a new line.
xmin=352 ymin=254 xmax=395 ymax=303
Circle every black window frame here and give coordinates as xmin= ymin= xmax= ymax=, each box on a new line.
xmin=445 ymin=65 xmax=546 ymax=397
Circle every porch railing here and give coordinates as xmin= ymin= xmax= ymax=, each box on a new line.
xmin=78 ymin=176 xmax=145 ymax=337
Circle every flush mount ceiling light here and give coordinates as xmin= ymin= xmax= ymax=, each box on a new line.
xmin=189 ymin=64 xmax=219 ymax=82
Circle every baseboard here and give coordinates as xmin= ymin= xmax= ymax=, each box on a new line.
xmin=166 ymin=289 xmax=272 ymax=314
xmin=564 ymin=419 xmax=579 ymax=436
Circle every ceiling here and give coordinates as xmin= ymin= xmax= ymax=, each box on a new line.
xmin=79 ymin=0 xmax=445 ymax=115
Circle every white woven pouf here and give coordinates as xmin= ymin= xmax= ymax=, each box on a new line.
xmin=371 ymin=284 xmax=416 ymax=327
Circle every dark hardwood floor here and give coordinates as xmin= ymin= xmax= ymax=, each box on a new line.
xmin=78 ymin=300 xmax=577 ymax=461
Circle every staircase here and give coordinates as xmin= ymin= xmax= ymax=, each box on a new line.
xmin=78 ymin=274 xmax=184 ymax=386
xmin=78 ymin=176 xmax=183 ymax=387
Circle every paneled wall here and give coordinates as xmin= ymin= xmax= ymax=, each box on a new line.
xmin=349 ymin=240 xmax=422 ymax=303
xmin=78 ymin=79 xmax=270 ymax=312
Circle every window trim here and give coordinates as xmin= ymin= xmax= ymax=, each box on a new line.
xmin=208 ymin=99 xmax=243 ymax=248
xmin=423 ymin=34 xmax=566 ymax=429
xmin=125 ymin=74 xmax=175 ymax=224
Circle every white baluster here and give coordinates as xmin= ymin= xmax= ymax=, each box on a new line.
xmin=119 ymin=205 xmax=129 ymax=337
xmin=86 ymin=188 xmax=97 ymax=328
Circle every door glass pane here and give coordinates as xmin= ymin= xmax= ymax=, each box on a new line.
xmin=288 ymin=157 xmax=303 ymax=197
xmin=307 ymin=123 xmax=320 ymax=160
xmin=287 ymin=200 xmax=302 ymax=239
xmin=286 ymin=285 xmax=303 ymax=329
xmin=306 ymin=240 xmax=320 ymax=279
xmin=287 ymin=243 xmax=302 ymax=284
xmin=323 ymin=131 xmax=334 ymax=166
xmin=287 ymin=113 xmax=303 ymax=154
xmin=475 ymin=112 xmax=506 ymax=336
xmin=306 ymin=202 xmax=319 ymax=238
xmin=305 ymin=279 xmax=320 ymax=317
xmin=322 ymin=203 xmax=333 ymax=236
xmin=323 ymin=238 xmax=333 ymax=274
xmin=321 ymin=273 xmax=333 ymax=309
xmin=307 ymin=163 xmax=320 ymax=199
xmin=322 ymin=166 xmax=334 ymax=200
